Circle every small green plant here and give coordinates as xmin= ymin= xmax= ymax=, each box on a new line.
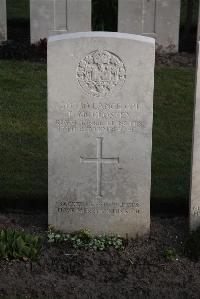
xmin=48 ymin=226 xmax=124 ymax=251
xmin=164 ymin=248 xmax=178 ymax=261
xmin=185 ymin=229 xmax=200 ymax=261
xmin=0 ymin=228 xmax=43 ymax=261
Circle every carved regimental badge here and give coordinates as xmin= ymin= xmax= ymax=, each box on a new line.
xmin=76 ymin=50 xmax=126 ymax=97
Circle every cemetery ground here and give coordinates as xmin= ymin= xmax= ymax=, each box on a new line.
xmin=0 ymin=59 xmax=195 ymax=209
xmin=1 ymin=58 xmax=200 ymax=298
xmin=0 ymin=212 xmax=199 ymax=298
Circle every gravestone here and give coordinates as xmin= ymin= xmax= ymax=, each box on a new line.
xmin=0 ymin=0 xmax=7 ymax=42
xmin=48 ymin=32 xmax=155 ymax=237
xmin=118 ymin=0 xmax=180 ymax=52
xmin=30 ymin=0 xmax=91 ymax=43
xmin=30 ymin=0 xmax=67 ymax=43
xmin=190 ymin=42 xmax=200 ymax=231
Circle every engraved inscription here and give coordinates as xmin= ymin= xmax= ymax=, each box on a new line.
xmin=56 ymin=119 xmax=144 ymax=133
xmin=80 ymin=137 xmax=119 ymax=197
xmin=56 ymin=201 xmax=140 ymax=215
xmin=56 ymin=101 xmax=143 ymax=134
xmin=76 ymin=50 xmax=126 ymax=97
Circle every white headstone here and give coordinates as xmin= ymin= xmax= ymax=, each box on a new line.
xmin=66 ymin=0 xmax=92 ymax=33
xmin=118 ymin=0 xmax=180 ymax=52
xmin=0 ymin=0 xmax=7 ymax=42
xmin=190 ymin=42 xmax=200 ymax=230
xmin=48 ymin=32 xmax=155 ymax=238
xmin=30 ymin=0 xmax=67 ymax=43
xmin=30 ymin=0 xmax=91 ymax=43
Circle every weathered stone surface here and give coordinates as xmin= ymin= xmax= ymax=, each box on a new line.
xmin=30 ymin=0 xmax=66 ymax=43
xmin=66 ymin=0 xmax=91 ymax=33
xmin=30 ymin=0 xmax=91 ymax=43
xmin=48 ymin=32 xmax=155 ymax=237
xmin=118 ymin=0 xmax=156 ymax=36
xmin=155 ymin=0 xmax=180 ymax=51
xmin=0 ymin=0 xmax=7 ymax=41
xmin=190 ymin=42 xmax=200 ymax=231
xmin=118 ymin=0 xmax=180 ymax=52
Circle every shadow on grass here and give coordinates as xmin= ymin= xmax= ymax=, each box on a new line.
xmin=0 ymin=61 xmax=195 ymax=215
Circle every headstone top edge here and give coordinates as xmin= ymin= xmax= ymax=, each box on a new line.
xmin=48 ymin=31 xmax=155 ymax=45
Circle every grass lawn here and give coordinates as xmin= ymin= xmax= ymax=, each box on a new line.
xmin=0 ymin=60 xmax=47 ymax=208
xmin=0 ymin=60 xmax=195 ymax=209
xmin=152 ymin=67 xmax=195 ymax=209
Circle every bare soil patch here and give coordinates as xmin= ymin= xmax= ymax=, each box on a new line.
xmin=156 ymin=52 xmax=196 ymax=68
xmin=0 ymin=212 xmax=199 ymax=298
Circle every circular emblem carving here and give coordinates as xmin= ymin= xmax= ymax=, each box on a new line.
xmin=76 ymin=50 xmax=126 ymax=97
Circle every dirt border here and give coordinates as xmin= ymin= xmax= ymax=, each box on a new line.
xmin=0 ymin=213 xmax=199 ymax=299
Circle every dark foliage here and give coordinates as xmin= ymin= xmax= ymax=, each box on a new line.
xmin=92 ymin=0 xmax=118 ymax=31
xmin=179 ymin=0 xmax=199 ymax=52
xmin=0 ymin=228 xmax=43 ymax=261
xmin=0 ymin=39 xmax=47 ymax=61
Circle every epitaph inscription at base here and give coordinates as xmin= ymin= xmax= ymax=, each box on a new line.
xmin=48 ymin=32 xmax=155 ymax=237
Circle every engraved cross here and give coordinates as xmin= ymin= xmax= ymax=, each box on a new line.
xmin=80 ymin=137 xmax=119 ymax=197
